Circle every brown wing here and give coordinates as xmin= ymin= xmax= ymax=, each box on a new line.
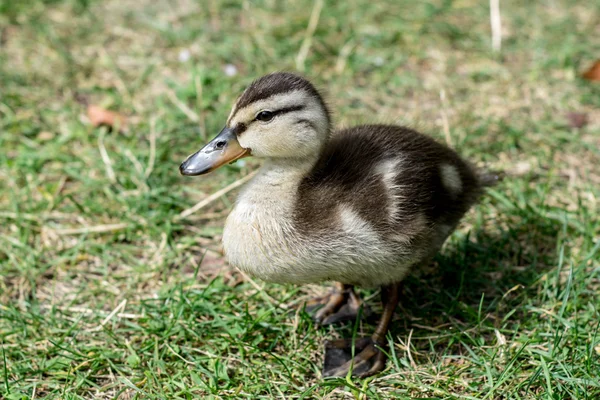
xmin=293 ymin=125 xmax=482 ymax=237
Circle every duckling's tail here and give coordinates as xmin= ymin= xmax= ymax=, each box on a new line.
xmin=478 ymin=170 xmax=505 ymax=187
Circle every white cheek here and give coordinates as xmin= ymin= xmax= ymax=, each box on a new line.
xmin=291 ymin=127 xmax=318 ymax=154
xmin=237 ymin=132 xmax=257 ymax=151
xmin=238 ymin=121 xmax=317 ymax=158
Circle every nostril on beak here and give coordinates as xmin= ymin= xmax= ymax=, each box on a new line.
xmin=215 ymin=140 xmax=227 ymax=150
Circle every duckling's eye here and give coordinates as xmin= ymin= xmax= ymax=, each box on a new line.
xmin=256 ymin=110 xmax=275 ymax=122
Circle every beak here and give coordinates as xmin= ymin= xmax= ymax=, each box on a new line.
xmin=179 ymin=127 xmax=250 ymax=176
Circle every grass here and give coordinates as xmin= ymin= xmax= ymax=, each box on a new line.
xmin=1 ymin=0 xmax=599 ymax=398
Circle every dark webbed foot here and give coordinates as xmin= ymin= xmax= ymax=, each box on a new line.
xmin=305 ymin=283 xmax=369 ymax=325
xmin=323 ymin=337 xmax=387 ymax=377
xmin=321 ymin=283 xmax=400 ymax=378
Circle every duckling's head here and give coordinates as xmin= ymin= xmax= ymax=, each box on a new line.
xmin=180 ymin=72 xmax=330 ymax=176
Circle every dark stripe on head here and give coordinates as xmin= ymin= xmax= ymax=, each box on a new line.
xmin=269 ymin=104 xmax=305 ymax=117
xmin=233 ymin=72 xmax=330 ymax=123
xmin=295 ymin=118 xmax=317 ymax=132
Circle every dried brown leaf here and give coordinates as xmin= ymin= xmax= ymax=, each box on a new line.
xmin=582 ymin=60 xmax=600 ymax=81
xmin=87 ymin=105 xmax=128 ymax=132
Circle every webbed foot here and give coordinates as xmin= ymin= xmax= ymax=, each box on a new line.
xmin=305 ymin=283 xmax=370 ymax=325
xmin=323 ymin=337 xmax=387 ymax=377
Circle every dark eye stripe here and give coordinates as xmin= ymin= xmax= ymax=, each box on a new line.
xmin=233 ymin=104 xmax=306 ymax=136
xmin=254 ymin=104 xmax=306 ymax=121
xmin=295 ymin=118 xmax=317 ymax=131
xmin=270 ymin=104 xmax=305 ymax=116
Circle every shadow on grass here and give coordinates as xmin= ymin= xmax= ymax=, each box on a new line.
xmin=389 ymin=210 xmax=562 ymax=358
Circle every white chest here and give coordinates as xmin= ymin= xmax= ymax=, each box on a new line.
xmin=221 ymin=166 xmax=304 ymax=283
xmin=222 ymin=197 xmax=294 ymax=277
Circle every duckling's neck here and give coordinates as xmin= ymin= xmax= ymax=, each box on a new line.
xmin=222 ymin=157 xmax=316 ymax=278
xmin=254 ymin=157 xmax=315 ymax=188
xmin=237 ymin=157 xmax=315 ymax=210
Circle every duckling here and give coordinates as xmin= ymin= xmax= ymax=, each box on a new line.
xmin=180 ymin=72 xmax=488 ymax=378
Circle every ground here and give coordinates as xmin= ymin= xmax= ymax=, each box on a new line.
xmin=1 ymin=0 xmax=599 ymax=399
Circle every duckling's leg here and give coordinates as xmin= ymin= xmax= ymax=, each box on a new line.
xmin=322 ymin=283 xmax=399 ymax=378
xmin=305 ymin=283 xmax=367 ymax=325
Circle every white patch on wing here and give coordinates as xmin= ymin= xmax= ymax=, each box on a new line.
xmin=440 ymin=163 xmax=462 ymax=195
xmin=339 ymin=204 xmax=376 ymax=237
xmin=331 ymin=203 xmax=421 ymax=286
xmin=374 ymin=158 xmax=404 ymax=221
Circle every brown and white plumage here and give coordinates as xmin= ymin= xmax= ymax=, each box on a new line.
xmin=180 ymin=72 xmax=488 ymax=377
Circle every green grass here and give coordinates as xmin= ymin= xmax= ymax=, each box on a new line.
xmin=1 ymin=0 xmax=599 ymax=398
